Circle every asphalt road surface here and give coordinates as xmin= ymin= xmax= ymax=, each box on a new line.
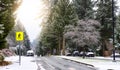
xmin=36 ymin=56 xmax=96 ymax=70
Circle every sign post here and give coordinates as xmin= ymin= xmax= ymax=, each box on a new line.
xmin=16 ymin=32 xmax=24 ymax=65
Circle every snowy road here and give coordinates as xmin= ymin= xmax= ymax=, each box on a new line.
xmin=36 ymin=56 xmax=96 ymax=70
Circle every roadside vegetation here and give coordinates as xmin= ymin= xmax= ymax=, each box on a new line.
xmin=36 ymin=0 xmax=120 ymax=56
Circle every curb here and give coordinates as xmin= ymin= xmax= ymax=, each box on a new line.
xmin=61 ymin=57 xmax=95 ymax=68
xmin=87 ymin=57 xmax=120 ymax=62
xmin=57 ymin=56 xmax=120 ymax=70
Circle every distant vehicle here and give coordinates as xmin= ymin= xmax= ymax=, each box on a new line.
xmin=111 ymin=53 xmax=120 ymax=57
xmin=66 ymin=52 xmax=72 ymax=56
xmin=86 ymin=52 xmax=95 ymax=57
xmin=27 ymin=50 xmax=34 ymax=56
xmin=72 ymin=51 xmax=79 ymax=56
xmin=79 ymin=52 xmax=85 ymax=56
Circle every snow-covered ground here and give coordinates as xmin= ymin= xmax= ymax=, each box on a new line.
xmin=0 ymin=56 xmax=38 ymax=70
xmin=59 ymin=56 xmax=120 ymax=70
xmin=2 ymin=55 xmax=120 ymax=70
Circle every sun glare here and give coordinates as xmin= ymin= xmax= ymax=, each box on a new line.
xmin=17 ymin=0 xmax=41 ymax=24
xmin=16 ymin=0 xmax=50 ymax=41
xmin=16 ymin=0 xmax=45 ymax=42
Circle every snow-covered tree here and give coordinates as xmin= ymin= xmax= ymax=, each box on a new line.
xmin=64 ymin=19 xmax=101 ymax=49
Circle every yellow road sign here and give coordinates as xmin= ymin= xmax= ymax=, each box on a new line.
xmin=16 ymin=32 xmax=24 ymax=41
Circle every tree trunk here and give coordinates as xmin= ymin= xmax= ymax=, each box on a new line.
xmin=102 ymin=39 xmax=113 ymax=57
xmin=103 ymin=51 xmax=110 ymax=57
xmin=58 ymin=35 xmax=61 ymax=55
xmin=62 ymin=36 xmax=65 ymax=55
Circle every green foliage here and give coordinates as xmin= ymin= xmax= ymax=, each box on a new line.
xmin=96 ymin=0 xmax=118 ymax=39
xmin=0 ymin=53 xmax=5 ymax=62
xmin=73 ymin=0 xmax=94 ymax=19
xmin=50 ymin=0 xmax=78 ymax=34
xmin=115 ymin=14 xmax=120 ymax=44
xmin=40 ymin=0 xmax=78 ymax=54
xmin=40 ymin=23 xmax=58 ymax=50
xmin=95 ymin=0 xmax=118 ymax=54
xmin=0 ymin=0 xmax=16 ymax=49
xmin=0 ymin=40 xmax=7 ymax=50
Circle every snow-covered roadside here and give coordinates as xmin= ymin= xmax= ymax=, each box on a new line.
xmin=0 ymin=56 xmax=38 ymax=70
xmin=58 ymin=56 xmax=120 ymax=70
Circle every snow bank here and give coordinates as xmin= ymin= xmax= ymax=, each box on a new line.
xmin=0 ymin=56 xmax=37 ymax=70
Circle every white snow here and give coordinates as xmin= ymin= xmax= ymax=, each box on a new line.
xmin=58 ymin=56 xmax=120 ymax=70
xmin=0 ymin=56 xmax=38 ymax=70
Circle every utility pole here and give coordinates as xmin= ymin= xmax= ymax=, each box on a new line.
xmin=112 ymin=0 xmax=116 ymax=62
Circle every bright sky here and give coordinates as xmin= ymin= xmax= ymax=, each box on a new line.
xmin=16 ymin=0 xmax=120 ymax=42
xmin=16 ymin=0 xmax=45 ymax=42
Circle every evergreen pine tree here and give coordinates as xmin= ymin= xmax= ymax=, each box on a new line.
xmin=73 ymin=0 xmax=94 ymax=19
xmin=96 ymin=0 xmax=118 ymax=56
xmin=0 ymin=0 xmax=16 ymax=49
xmin=40 ymin=0 xmax=78 ymax=54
